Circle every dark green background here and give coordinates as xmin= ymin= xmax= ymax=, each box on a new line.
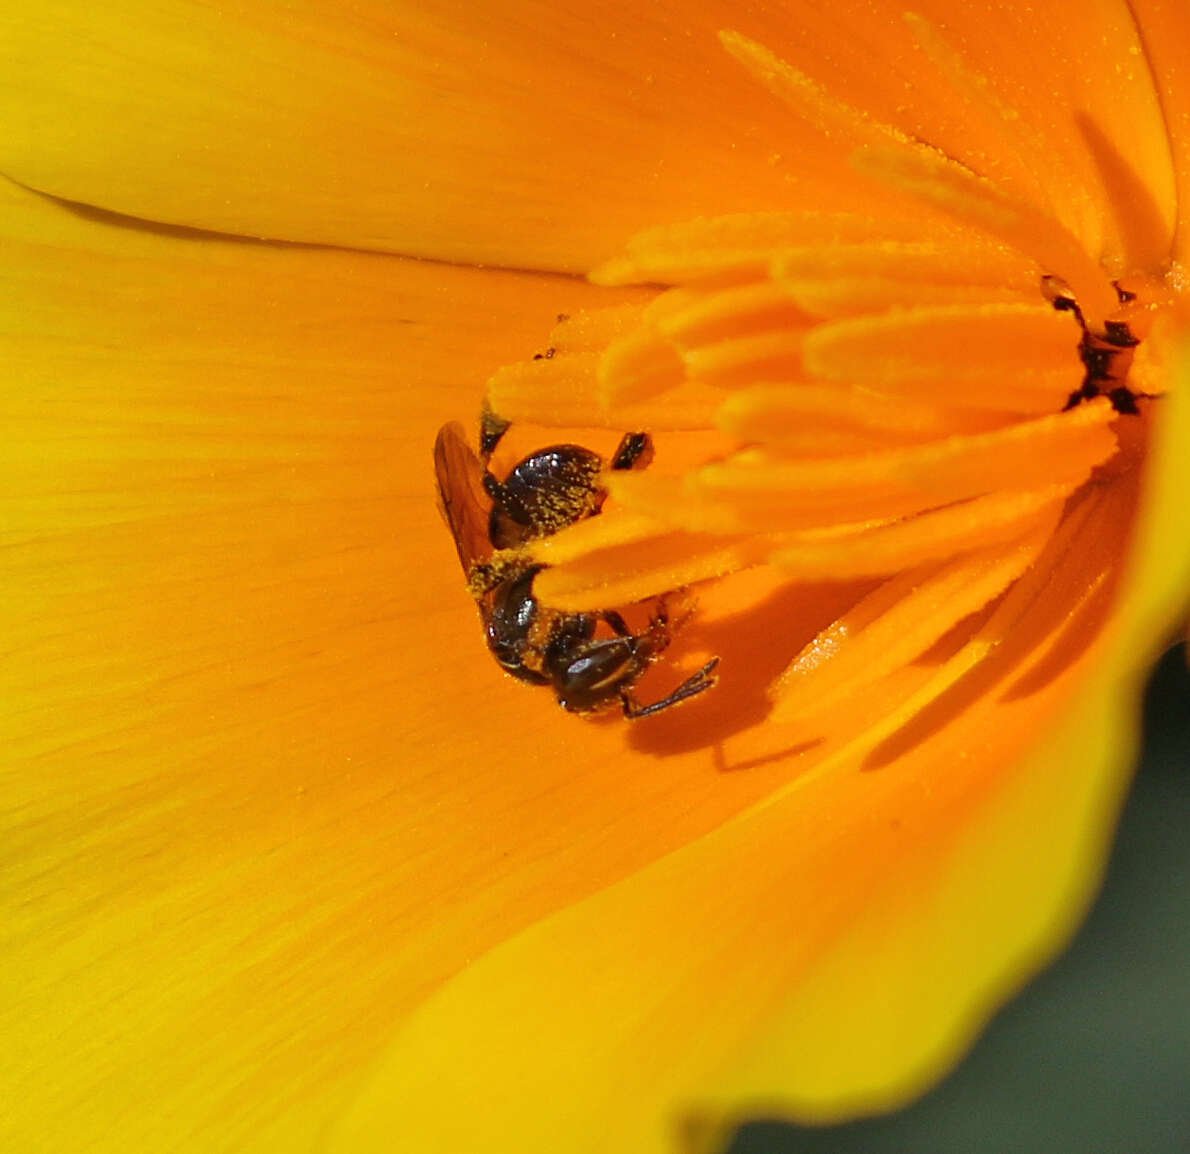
xmin=729 ymin=645 xmax=1190 ymax=1154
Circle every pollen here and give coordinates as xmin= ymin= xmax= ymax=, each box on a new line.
xmin=479 ymin=24 xmax=1182 ymax=743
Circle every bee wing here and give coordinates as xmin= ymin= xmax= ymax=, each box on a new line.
xmin=433 ymin=421 xmax=494 ymax=574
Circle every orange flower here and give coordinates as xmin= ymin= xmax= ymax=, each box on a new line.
xmin=4 ymin=3 xmax=1190 ymax=1153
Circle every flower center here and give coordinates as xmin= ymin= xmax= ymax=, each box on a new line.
xmin=451 ymin=25 xmax=1183 ymax=737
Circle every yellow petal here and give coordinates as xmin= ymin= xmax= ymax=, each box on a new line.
xmin=0 ymin=180 xmax=818 ymax=1150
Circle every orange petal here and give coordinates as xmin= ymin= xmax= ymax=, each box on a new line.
xmin=0 ymin=2 xmax=895 ymax=270
xmin=1128 ymin=0 xmax=1190 ymax=263
xmin=717 ymin=3 xmax=1175 ymax=273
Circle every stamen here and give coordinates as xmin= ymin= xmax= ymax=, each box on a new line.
xmin=1127 ymin=307 xmax=1182 ymax=399
xmin=718 ymin=30 xmax=918 ymax=154
xmin=851 ymin=143 xmax=1121 ymax=328
xmin=598 ymin=282 xmax=807 ymax=409
xmin=680 ymin=330 xmax=806 ymax=387
xmin=488 ymin=351 xmax=722 ymax=430
xmin=821 ymin=480 xmax=1126 ymax=750
xmin=545 ymin=304 xmax=648 ymax=353
xmin=526 ymin=482 xmax=1069 ymax=608
xmin=901 ymin=11 xmax=1099 ymax=236
xmin=768 ymin=529 xmax=1053 ymax=725
xmin=597 ymin=328 xmax=686 ymax=409
xmin=604 ymin=400 xmax=1117 ymax=533
xmin=653 ymin=281 xmax=807 ymax=347
xmin=803 ymin=301 xmax=1083 ymax=411
xmin=767 ymin=485 xmax=1070 ymax=579
xmin=716 ymin=385 xmax=1014 ymax=453
xmin=718 ymin=28 xmax=1119 ymax=328
xmin=772 ymin=238 xmax=1034 ymax=317
xmin=528 ymin=509 xmax=668 ymax=564
xmin=589 ymin=210 xmax=940 ymax=286
xmin=532 ymin=528 xmax=771 ymax=611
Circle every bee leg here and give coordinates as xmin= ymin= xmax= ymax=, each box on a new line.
xmin=477 ymin=403 xmax=517 ymax=519
xmin=619 ymin=658 xmax=720 ymax=719
xmin=610 ymin=432 xmax=654 ymax=471
xmin=600 ymin=609 xmax=632 ymax=637
xmin=479 ymin=402 xmax=512 ymax=465
xmin=647 ymin=589 xmax=699 ymax=637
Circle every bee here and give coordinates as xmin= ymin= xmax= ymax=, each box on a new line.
xmin=433 ymin=414 xmax=718 ymax=718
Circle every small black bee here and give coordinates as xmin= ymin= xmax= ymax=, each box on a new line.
xmin=433 ymin=415 xmax=718 ymax=717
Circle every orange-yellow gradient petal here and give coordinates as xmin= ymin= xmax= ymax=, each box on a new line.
xmin=6 ymin=1 xmax=1190 ymax=1153
xmin=0 ymin=180 xmax=822 ymax=1151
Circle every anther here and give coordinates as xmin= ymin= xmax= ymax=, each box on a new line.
xmin=1044 ymin=274 xmax=1143 ymax=416
xmin=1107 ymin=387 xmax=1141 ymax=416
xmin=1102 ymin=320 xmax=1139 ymax=348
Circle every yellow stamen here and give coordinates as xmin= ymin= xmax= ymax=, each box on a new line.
xmin=653 ymin=281 xmax=807 ymax=348
xmin=770 ymin=239 xmax=1036 ymax=318
xmin=627 ymin=401 xmax=1119 ymax=533
xmin=900 ymin=11 xmax=1097 ymax=236
xmin=532 ymin=529 xmax=771 ymax=611
xmin=590 ymin=210 xmax=941 ymax=286
xmin=597 ymin=327 xmax=686 ymax=409
xmin=717 ymin=30 xmax=917 ymax=155
xmin=852 ymin=144 xmax=1121 ymax=328
xmin=767 ymin=485 xmax=1071 ymax=580
xmin=717 ymin=385 xmax=1014 ymax=453
xmin=546 ymin=305 xmax=648 ymax=353
xmin=681 ymin=330 xmax=806 ymax=387
xmin=803 ymin=302 xmax=1083 ymax=411
xmin=768 ymin=529 xmax=1054 ymax=725
xmin=488 ymin=351 xmax=723 ymax=430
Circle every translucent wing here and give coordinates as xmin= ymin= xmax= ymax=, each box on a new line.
xmin=433 ymin=421 xmax=494 ymax=575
